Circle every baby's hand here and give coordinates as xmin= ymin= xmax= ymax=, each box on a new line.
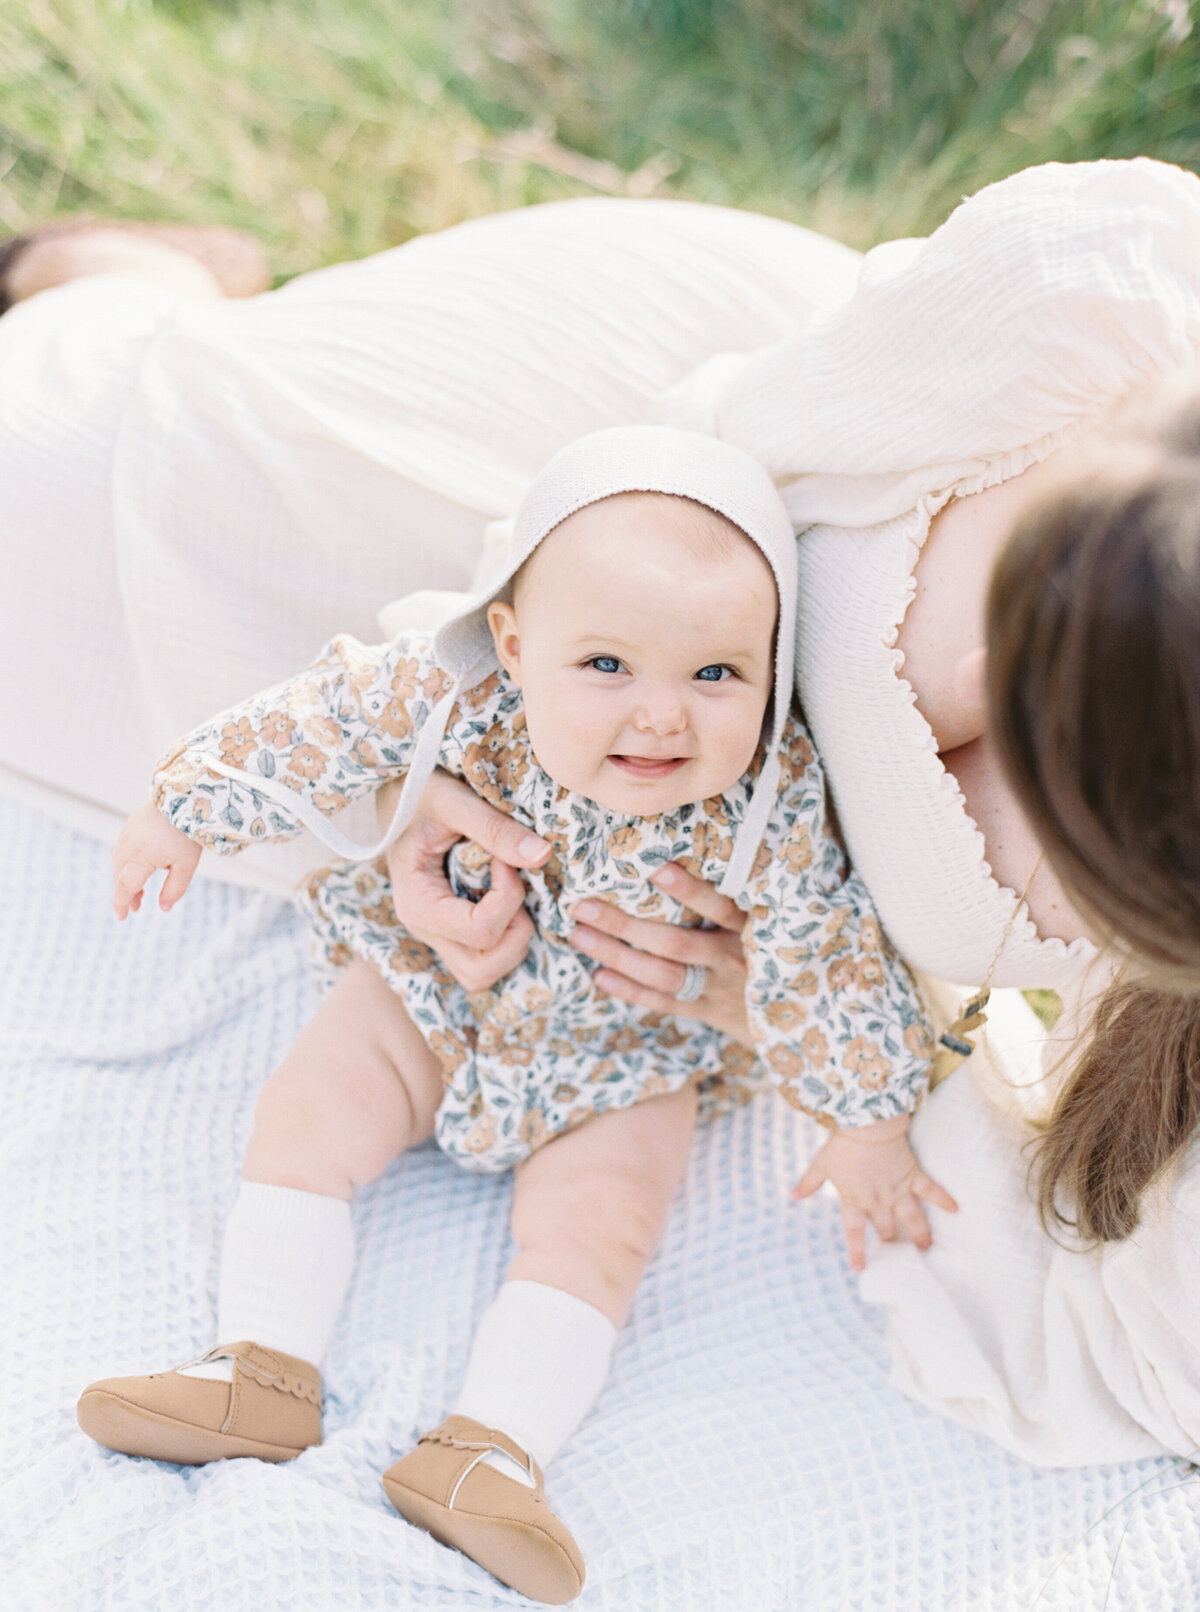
xmin=112 ymin=802 xmax=202 ymax=919
xmin=792 ymin=1114 xmax=957 ymax=1272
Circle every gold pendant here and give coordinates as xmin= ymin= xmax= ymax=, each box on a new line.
xmin=928 ymin=990 xmax=990 ymax=1088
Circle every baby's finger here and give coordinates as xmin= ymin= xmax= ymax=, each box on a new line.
xmin=895 ymin=1195 xmax=933 ymax=1251
xmin=436 ymin=908 xmax=534 ymax=993
xmin=159 ymin=860 xmax=194 ymax=911
xmin=649 ymin=863 xmax=745 ymax=932
xmin=842 ymin=1206 xmax=868 ymax=1273
xmin=870 ymin=1205 xmax=899 ymax=1243
xmin=792 ymin=1159 xmax=828 ymax=1201
xmin=913 ymin=1174 xmax=960 ymax=1214
xmin=113 ymin=855 xmax=155 ymax=919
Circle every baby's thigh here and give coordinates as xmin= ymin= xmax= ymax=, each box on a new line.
xmin=243 ymin=959 xmax=444 ymax=1196
xmin=507 ymin=1086 xmax=699 ymax=1323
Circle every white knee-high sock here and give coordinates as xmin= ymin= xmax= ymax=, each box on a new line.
xmin=180 ymin=1182 xmax=355 ymax=1381
xmin=453 ymin=1280 xmax=618 ymax=1486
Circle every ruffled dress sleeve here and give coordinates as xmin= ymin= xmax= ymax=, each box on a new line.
xmin=152 ymin=634 xmax=453 ymax=852
xmin=741 ymin=720 xmax=934 ymax=1127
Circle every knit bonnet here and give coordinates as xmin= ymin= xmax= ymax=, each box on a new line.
xmin=220 ymin=426 xmax=798 ymax=898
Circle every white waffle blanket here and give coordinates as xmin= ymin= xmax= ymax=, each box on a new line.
xmin=4 ymin=793 xmax=1198 ymax=1611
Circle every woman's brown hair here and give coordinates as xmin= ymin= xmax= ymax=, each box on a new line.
xmin=986 ymin=377 xmax=1200 ymax=1241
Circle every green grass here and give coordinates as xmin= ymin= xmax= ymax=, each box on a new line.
xmin=1 ymin=0 xmax=1197 ymax=273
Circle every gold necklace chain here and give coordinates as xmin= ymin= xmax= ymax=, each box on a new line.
xmin=928 ymin=852 xmax=1045 ymax=1088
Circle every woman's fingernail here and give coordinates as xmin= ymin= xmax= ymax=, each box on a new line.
xmin=519 ymin=834 xmax=549 ymax=861
xmin=574 ymin=901 xmax=598 ymax=922
xmin=652 ymin=865 xmax=678 ymax=888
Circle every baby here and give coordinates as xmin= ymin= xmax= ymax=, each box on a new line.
xmin=77 ymin=427 xmax=950 ymax=1605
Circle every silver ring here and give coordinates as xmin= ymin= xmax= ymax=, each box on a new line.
xmin=675 ymin=963 xmax=707 ymax=1003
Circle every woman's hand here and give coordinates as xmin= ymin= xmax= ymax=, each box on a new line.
xmin=379 ymin=771 xmax=551 ymax=992
xmin=568 ymin=863 xmax=751 ymax=1042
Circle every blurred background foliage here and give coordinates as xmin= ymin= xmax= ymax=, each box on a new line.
xmin=1 ymin=0 xmax=1197 ymax=278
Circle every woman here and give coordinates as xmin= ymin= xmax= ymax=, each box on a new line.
xmin=4 ymin=157 xmax=1199 ymax=1469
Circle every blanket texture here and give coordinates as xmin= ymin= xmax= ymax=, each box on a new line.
xmin=3 ymin=795 xmax=1197 ymax=1611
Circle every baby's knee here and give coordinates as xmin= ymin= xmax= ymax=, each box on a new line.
xmin=244 ymin=1063 xmax=375 ymax=1197
xmin=515 ymin=1168 xmax=669 ymax=1271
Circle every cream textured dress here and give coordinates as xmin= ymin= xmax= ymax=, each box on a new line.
xmin=4 ymin=161 xmax=1200 ymax=1462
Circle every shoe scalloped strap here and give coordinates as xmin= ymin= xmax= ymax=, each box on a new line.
xmin=200 ymin=1342 xmax=322 ymax=1406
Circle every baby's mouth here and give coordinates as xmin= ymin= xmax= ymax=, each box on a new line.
xmin=608 ymin=754 xmax=689 ymax=779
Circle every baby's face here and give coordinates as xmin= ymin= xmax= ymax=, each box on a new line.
xmin=488 ymin=492 xmax=777 ymax=815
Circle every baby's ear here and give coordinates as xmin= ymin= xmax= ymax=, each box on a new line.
xmin=487 ymin=600 xmax=522 ymax=684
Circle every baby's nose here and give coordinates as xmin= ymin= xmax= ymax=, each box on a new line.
xmin=634 ymin=693 xmax=687 ymax=735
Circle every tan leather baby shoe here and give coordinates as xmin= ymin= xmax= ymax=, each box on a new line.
xmin=76 ymin=1341 xmax=322 ymax=1464
xmin=381 ymin=1416 xmax=585 ymax=1604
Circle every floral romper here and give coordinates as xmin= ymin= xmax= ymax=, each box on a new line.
xmin=154 ymin=633 xmax=934 ymax=1172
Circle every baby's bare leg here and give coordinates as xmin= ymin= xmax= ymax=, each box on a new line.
xmin=509 ymin=1084 xmax=699 ymax=1326
xmin=243 ymin=958 xmax=444 ymax=1197
xmin=448 ymin=1084 xmax=699 ymax=1488
xmin=197 ymin=959 xmax=444 ymax=1374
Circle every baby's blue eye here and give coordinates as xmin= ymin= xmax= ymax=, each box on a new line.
xmin=587 ymin=655 xmax=624 ymax=674
xmin=695 ymin=664 xmax=734 ymax=682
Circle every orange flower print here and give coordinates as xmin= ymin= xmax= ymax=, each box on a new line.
xmin=389 ymin=657 xmax=423 ymax=704
xmin=827 ymin=956 xmax=858 ymax=993
xmin=311 ymin=792 xmax=342 ymax=816
xmin=818 ymin=909 xmax=853 ymax=960
xmin=749 ymin=839 xmax=774 ymax=885
xmin=326 ymin=942 xmax=354 ymax=969
xmin=494 ymin=747 xmax=531 ymax=797
xmin=763 ymin=997 xmax=806 ymax=1032
xmin=844 ymin=1036 xmax=893 ymax=1093
xmin=552 ymin=1082 xmax=579 ymax=1104
xmin=249 ymin=817 xmax=267 ymax=838
xmin=653 ymin=1022 xmax=689 ymax=1050
xmin=464 ymin=1116 xmax=497 ymax=1155
xmin=361 ymin=897 xmax=397 ymax=927
xmin=288 ymin=744 xmax=328 ymax=781
xmin=389 ymin=938 xmax=438 ymax=974
xmin=424 ymin=665 xmax=454 ymax=701
xmin=604 ymin=1025 xmax=644 ymax=1054
xmin=607 ymin=824 xmax=642 ymax=862
xmin=905 ymin=1021 xmax=934 ymax=1059
xmin=766 ymin=1045 xmax=808 ymax=1087
xmin=304 ymin=715 xmax=341 ymax=748
xmin=219 ymin=717 xmax=256 ymax=767
xmin=782 ymin=824 xmax=813 ymax=876
xmin=192 ymin=797 xmax=212 ymax=823
xmin=691 ymin=820 xmax=731 ymax=867
xmin=519 ymin=1109 xmax=548 ymax=1152
xmin=429 ymin=1029 xmax=469 ymax=1076
xmin=377 ymin=700 xmax=410 ymax=739
xmin=460 ymin=671 xmax=503 ymax=713
xmin=801 ymin=1027 xmax=829 ymax=1068
xmin=259 ymin=710 xmax=295 ymax=749
xmin=350 ymin=736 xmax=380 ymax=771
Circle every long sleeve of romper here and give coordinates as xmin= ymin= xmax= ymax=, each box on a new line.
xmin=152 ymin=634 xmax=453 ymax=852
xmin=740 ymin=726 xmax=934 ymax=1129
